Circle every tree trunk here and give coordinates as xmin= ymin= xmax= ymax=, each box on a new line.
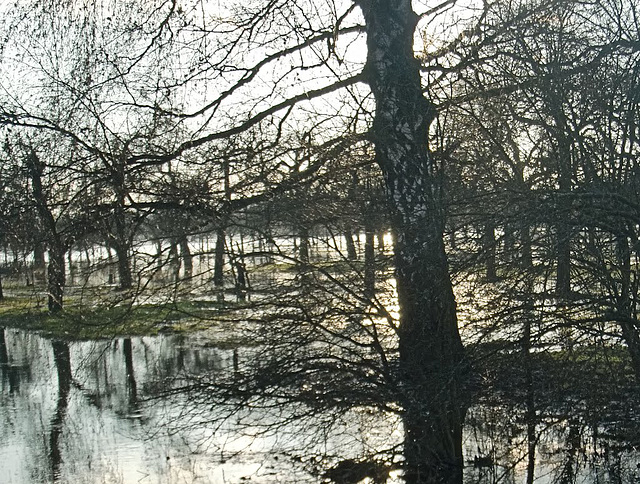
xmin=538 ymin=58 xmax=574 ymax=299
xmin=155 ymin=240 xmax=163 ymax=270
xmin=47 ymin=245 xmax=65 ymax=313
xmin=214 ymin=158 xmax=232 ymax=287
xmin=67 ymin=245 xmax=75 ymax=286
xmin=34 ymin=241 xmax=46 ymax=284
xmin=26 ymin=148 xmax=66 ymax=312
xmin=168 ymin=239 xmax=181 ymax=282
xmin=521 ymin=223 xmax=533 ymax=269
xmin=559 ymin=421 xmax=580 ymax=484
xmin=213 ymin=227 xmax=226 ymax=287
xmin=377 ymin=229 xmax=386 ymax=253
xmin=179 ymin=236 xmax=192 ymax=280
xmin=299 ymin=226 xmax=310 ymax=264
xmin=556 ymin=222 xmax=571 ymax=298
xmin=111 ymin=158 xmax=133 ymax=290
xmin=553 ymin=123 xmax=573 ymax=298
xmin=113 ymin=239 xmax=133 ymax=290
xmin=523 ymin=295 xmax=536 ymax=484
xmin=111 ymin=219 xmax=133 ymax=290
xmin=364 ymin=219 xmax=376 ymax=300
xmin=483 ymin=220 xmax=498 ymax=282
xmin=358 ymin=0 xmax=469 ymax=480
xmin=616 ymin=233 xmax=640 ymax=381
xmin=345 ymin=227 xmax=358 ymax=260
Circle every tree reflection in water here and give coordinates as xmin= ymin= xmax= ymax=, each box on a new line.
xmin=123 ymin=337 xmax=139 ymax=412
xmin=154 ymin=299 xmax=640 ymax=484
xmin=0 ymin=327 xmax=639 ymax=483
xmin=0 ymin=327 xmax=8 ymax=365
xmin=49 ymin=340 xmax=71 ymax=482
xmin=0 ymin=326 xmax=21 ymax=393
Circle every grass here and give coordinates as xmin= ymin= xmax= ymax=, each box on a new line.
xmin=0 ymin=294 xmax=233 ymax=340
xmin=476 ymin=340 xmax=638 ymax=411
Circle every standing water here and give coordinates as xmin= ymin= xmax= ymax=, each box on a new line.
xmin=1 ymin=327 xmax=639 ymax=483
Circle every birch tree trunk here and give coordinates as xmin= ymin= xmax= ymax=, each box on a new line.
xmin=357 ymin=0 xmax=469 ymax=480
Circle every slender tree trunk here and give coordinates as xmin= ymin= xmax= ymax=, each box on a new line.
xmin=0 ymin=273 xmax=3 ymax=301
xmin=345 ymin=227 xmax=358 ymax=260
xmin=111 ymin=226 xmax=132 ymax=290
xmin=11 ymin=247 xmax=18 ymax=273
xmin=213 ymin=227 xmax=226 ymax=287
xmin=234 ymin=260 xmax=248 ymax=302
xmin=538 ymin=62 xmax=574 ymax=299
xmin=526 ymin=402 xmax=536 ymax=484
xmin=521 ymin=223 xmax=533 ymax=269
xmin=34 ymin=241 xmax=46 ymax=284
xmin=377 ymin=229 xmax=385 ymax=253
xmin=168 ymin=239 xmax=181 ymax=282
xmin=299 ymin=226 xmax=310 ymax=264
xmin=616 ymin=233 xmax=640 ymax=381
xmin=554 ymin=126 xmax=573 ymax=299
xmin=155 ymin=240 xmax=163 ymax=270
xmin=179 ymin=236 xmax=192 ymax=280
xmin=503 ymin=226 xmax=515 ymax=265
xmin=67 ymin=245 xmax=75 ymax=286
xmin=214 ymin=159 xmax=231 ymax=287
xmin=358 ymin=1 xmax=469 ymax=480
xmin=556 ymin=222 xmax=571 ymax=297
xmin=364 ymin=218 xmax=375 ymax=300
xmin=483 ymin=220 xmax=498 ymax=282
xmin=559 ymin=421 xmax=580 ymax=484
xmin=523 ymin=295 xmax=536 ymax=484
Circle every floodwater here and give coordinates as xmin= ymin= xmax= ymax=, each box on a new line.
xmin=0 ymin=327 xmax=401 ymax=483
xmin=1 ymin=326 xmax=639 ymax=484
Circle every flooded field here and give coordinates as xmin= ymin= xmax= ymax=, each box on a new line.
xmin=2 ymin=327 xmax=639 ymax=483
